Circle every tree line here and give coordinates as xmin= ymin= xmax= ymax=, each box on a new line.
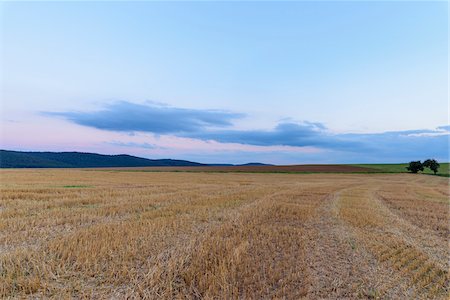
xmin=406 ymin=159 xmax=440 ymax=174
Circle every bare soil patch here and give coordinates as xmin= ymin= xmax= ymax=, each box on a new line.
xmin=102 ymin=164 xmax=378 ymax=173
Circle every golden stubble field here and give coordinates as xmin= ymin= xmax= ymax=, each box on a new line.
xmin=0 ymin=169 xmax=449 ymax=299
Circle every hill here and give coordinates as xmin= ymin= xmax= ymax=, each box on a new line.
xmin=0 ymin=150 xmax=206 ymax=168
xmin=238 ymin=162 xmax=273 ymax=166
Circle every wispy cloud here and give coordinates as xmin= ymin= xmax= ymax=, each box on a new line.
xmin=105 ymin=141 xmax=160 ymax=149
xmin=437 ymin=125 xmax=450 ymax=131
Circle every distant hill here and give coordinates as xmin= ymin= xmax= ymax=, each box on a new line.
xmin=0 ymin=150 xmax=206 ymax=168
xmin=238 ymin=162 xmax=273 ymax=166
xmin=209 ymin=163 xmax=273 ymax=167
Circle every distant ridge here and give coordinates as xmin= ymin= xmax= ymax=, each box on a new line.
xmin=208 ymin=163 xmax=273 ymax=167
xmin=239 ymin=162 xmax=273 ymax=166
xmin=0 ymin=150 xmax=206 ymax=168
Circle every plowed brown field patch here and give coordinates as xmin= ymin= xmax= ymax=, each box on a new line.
xmin=100 ymin=164 xmax=378 ymax=173
xmin=0 ymin=170 xmax=448 ymax=298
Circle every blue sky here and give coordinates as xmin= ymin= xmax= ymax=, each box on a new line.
xmin=1 ymin=1 xmax=448 ymax=164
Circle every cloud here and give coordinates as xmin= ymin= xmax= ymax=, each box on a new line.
xmin=44 ymin=101 xmax=449 ymax=162
xmin=333 ymin=128 xmax=449 ymax=162
xmin=187 ymin=122 xmax=364 ymax=151
xmin=189 ymin=123 xmax=449 ymax=161
xmin=45 ymin=102 xmax=361 ymax=150
xmin=105 ymin=141 xmax=160 ymax=149
xmin=44 ymin=101 xmax=243 ymax=134
xmin=437 ymin=125 xmax=450 ymax=131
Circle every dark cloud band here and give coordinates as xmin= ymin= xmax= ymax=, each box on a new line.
xmin=44 ymin=101 xmax=243 ymax=134
xmin=44 ymin=101 xmax=449 ymax=160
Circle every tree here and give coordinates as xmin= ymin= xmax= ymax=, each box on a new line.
xmin=423 ymin=159 xmax=440 ymax=175
xmin=406 ymin=161 xmax=424 ymax=173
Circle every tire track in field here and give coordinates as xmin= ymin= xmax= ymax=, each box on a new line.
xmin=373 ymin=185 xmax=449 ymax=269
xmin=305 ymin=186 xmax=407 ymax=299
xmin=337 ymin=184 xmax=449 ymax=299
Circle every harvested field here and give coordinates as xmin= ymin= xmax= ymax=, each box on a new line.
xmin=95 ymin=164 xmax=378 ymax=173
xmin=0 ymin=169 xmax=449 ymax=299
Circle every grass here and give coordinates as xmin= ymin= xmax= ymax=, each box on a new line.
xmin=87 ymin=163 xmax=450 ymax=176
xmin=62 ymin=185 xmax=92 ymax=188
xmin=0 ymin=169 xmax=448 ymax=298
xmin=351 ymin=163 xmax=449 ymax=176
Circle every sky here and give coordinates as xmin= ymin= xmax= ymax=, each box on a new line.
xmin=0 ymin=1 xmax=448 ymax=164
